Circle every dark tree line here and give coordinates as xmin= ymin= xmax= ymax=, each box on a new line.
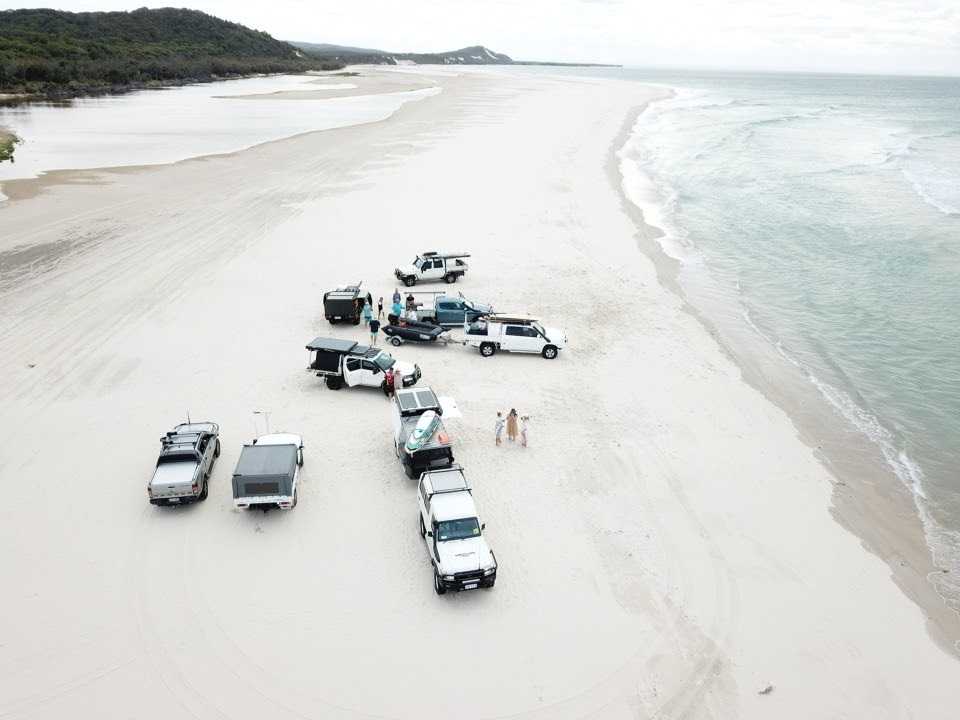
xmin=0 ymin=8 xmax=341 ymax=96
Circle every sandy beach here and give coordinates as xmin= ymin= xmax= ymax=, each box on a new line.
xmin=0 ymin=67 xmax=958 ymax=719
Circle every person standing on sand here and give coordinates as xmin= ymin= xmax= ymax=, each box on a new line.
xmin=366 ymin=291 xmax=373 ymax=310
xmin=506 ymin=409 xmax=519 ymax=442
xmin=494 ymin=412 xmax=505 ymax=446
xmin=392 ymin=299 xmax=403 ymax=318
xmin=378 ymin=297 xmax=384 ymax=319
xmin=520 ymin=415 xmax=530 ymax=448
xmin=369 ymin=318 xmax=380 ymax=346
xmin=392 ymin=287 xmax=402 ymax=305
xmin=383 ymin=367 xmax=395 ymax=398
xmin=362 ymin=301 xmax=373 ymax=327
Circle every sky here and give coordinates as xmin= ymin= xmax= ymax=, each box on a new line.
xmin=3 ymin=1 xmax=959 ymax=75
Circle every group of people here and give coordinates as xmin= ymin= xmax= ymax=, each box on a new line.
xmin=495 ymin=409 xmax=530 ymax=448
xmin=357 ymin=287 xmax=420 ymax=346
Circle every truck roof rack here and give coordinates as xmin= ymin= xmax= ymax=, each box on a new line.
xmin=486 ymin=314 xmax=538 ymax=325
xmin=395 ymin=387 xmax=441 ymax=415
xmin=423 ymin=465 xmax=469 ymax=494
xmin=421 ymin=251 xmax=471 ymax=259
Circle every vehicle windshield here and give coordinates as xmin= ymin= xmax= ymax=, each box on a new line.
xmin=413 ymin=255 xmax=424 ymax=266
xmin=436 ymin=517 xmax=481 ymax=542
xmin=533 ymin=322 xmax=546 ymax=336
xmin=374 ymin=353 xmax=396 ymax=371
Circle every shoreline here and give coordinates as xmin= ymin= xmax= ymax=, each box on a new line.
xmin=610 ymin=95 xmax=960 ymax=655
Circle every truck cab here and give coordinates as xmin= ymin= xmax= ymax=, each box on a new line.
xmin=148 ymin=422 xmax=221 ymax=506
xmin=392 ymin=387 xmax=460 ymax=478
xmin=306 ymin=337 xmax=421 ymax=391
xmin=465 ymin=314 xmax=567 ymax=359
xmin=417 ymin=466 xmax=497 ymax=594
xmin=395 ymin=251 xmax=470 ymax=287
xmin=408 ymin=292 xmax=493 ymax=327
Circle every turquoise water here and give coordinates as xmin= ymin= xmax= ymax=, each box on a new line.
xmin=574 ymin=69 xmax=960 ymax=605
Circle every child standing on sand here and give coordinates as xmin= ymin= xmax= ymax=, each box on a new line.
xmin=506 ymin=408 xmax=518 ymax=442
xmin=494 ymin=412 xmax=505 ymax=446
xmin=520 ymin=415 xmax=530 ymax=448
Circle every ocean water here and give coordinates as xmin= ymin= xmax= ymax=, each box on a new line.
xmin=608 ymin=69 xmax=960 ymax=608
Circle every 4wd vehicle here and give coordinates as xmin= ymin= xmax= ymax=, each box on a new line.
xmin=306 ymin=337 xmax=421 ymax=390
xmin=323 ymin=283 xmax=367 ymax=324
xmin=417 ymin=466 xmax=497 ymax=594
xmin=465 ymin=314 xmax=567 ymax=359
xmin=392 ymin=386 xmax=460 ymax=479
xmin=147 ymin=422 xmax=221 ymax=506
xmin=232 ymin=433 xmax=304 ymax=511
xmin=405 ymin=292 xmax=493 ymax=328
xmin=395 ymin=251 xmax=470 ymax=287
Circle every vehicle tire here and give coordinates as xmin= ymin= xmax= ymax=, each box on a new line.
xmin=484 ymin=579 xmax=495 ymax=590
xmin=352 ymin=317 xmax=361 ymax=326
xmin=480 ymin=342 xmax=496 ymax=357
xmin=214 ymin=439 xmax=221 ymax=458
xmin=292 ymin=488 xmax=299 ymax=509
xmin=542 ymin=345 xmax=558 ymax=360
xmin=328 ymin=317 xmax=338 ymax=325
xmin=390 ymin=336 xmax=402 ymax=347
xmin=326 ymin=376 xmax=344 ymax=390
xmin=444 ymin=273 xmax=457 ymax=284
xmin=199 ymin=479 xmax=209 ymax=501
xmin=404 ymin=463 xmax=416 ymax=479
xmin=297 ymin=449 xmax=304 ymax=467
xmin=434 ymin=571 xmax=447 ymax=595
xmin=419 ymin=515 xmax=426 ymax=538
xmin=404 ymin=276 xmax=416 ymax=287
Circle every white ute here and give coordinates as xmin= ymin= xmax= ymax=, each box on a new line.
xmin=395 ymin=251 xmax=470 ymax=287
xmin=464 ymin=314 xmax=567 ymax=359
xmin=417 ymin=465 xmax=497 ymax=594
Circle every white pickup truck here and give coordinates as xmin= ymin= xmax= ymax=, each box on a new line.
xmin=464 ymin=314 xmax=567 ymax=359
xmin=417 ymin=465 xmax=497 ymax=594
xmin=395 ymin=251 xmax=470 ymax=287
xmin=306 ymin=337 xmax=421 ymax=391
xmin=232 ymin=433 xmax=304 ymax=511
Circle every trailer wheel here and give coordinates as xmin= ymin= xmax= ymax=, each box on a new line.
xmin=480 ymin=342 xmax=496 ymax=357
xmin=444 ymin=272 xmax=457 ymax=284
xmin=325 ymin=376 xmax=344 ymax=390
xmin=542 ymin=345 xmax=558 ymax=359
xmin=390 ymin=336 xmax=403 ymax=347
xmin=404 ymin=276 xmax=416 ymax=287
xmin=434 ymin=570 xmax=447 ymax=595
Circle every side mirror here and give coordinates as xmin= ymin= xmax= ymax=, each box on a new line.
xmin=481 ymin=523 xmax=486 ymax=531
xmin=426 ymin=531 xmax=433 ymax=538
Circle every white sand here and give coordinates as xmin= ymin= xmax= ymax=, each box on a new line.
xmin=0 ymin=68 xmax=958 ymax=719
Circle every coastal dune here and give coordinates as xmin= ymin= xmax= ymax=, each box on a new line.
xmin=0 ymin=67 xmax=957 ymax=719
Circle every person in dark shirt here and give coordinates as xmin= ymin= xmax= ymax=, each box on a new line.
xmin=369 ymin=318 xmax=381 ymax=346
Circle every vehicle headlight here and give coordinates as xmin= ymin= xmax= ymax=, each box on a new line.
xmin=483 ymin=567 xmax=496 ymax=576
xmin=443 ymin=575 xmax=455 ymax=581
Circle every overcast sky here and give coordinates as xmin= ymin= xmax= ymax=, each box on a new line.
xmin=3 ymin=1 xmax=959 ymax=75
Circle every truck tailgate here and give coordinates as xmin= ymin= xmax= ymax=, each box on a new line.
xmin=151 ymin=461 xmax=198 ymax=497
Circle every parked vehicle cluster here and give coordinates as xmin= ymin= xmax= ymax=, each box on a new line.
xmin=146 ymin=251 xmax=567 ymax=595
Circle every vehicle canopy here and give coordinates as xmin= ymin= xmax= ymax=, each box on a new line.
xmin=419 ymin=251 xmax=471 ymax=260
xmin=323 ymin=283 xmax=365 ymax=316
xmin=232 ymin=444 xmax=298 ymax=499
xmin=306 ymin=337 xmax=360 ymax=354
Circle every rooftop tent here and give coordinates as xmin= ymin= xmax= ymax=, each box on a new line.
xmin=306 ymin=337 xmax=358 ymax=353
xmin=396 ymin=387 xmax=441 ymax=414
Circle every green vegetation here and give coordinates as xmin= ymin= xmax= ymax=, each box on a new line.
xmin=0 ymin=8 xmax=341 ymax=97
xmin=0 ymin=131 xmax=20 ymax=163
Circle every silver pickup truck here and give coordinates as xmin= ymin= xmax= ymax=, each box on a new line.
xmin=147 ymin=422 xmax=221 ymax=506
